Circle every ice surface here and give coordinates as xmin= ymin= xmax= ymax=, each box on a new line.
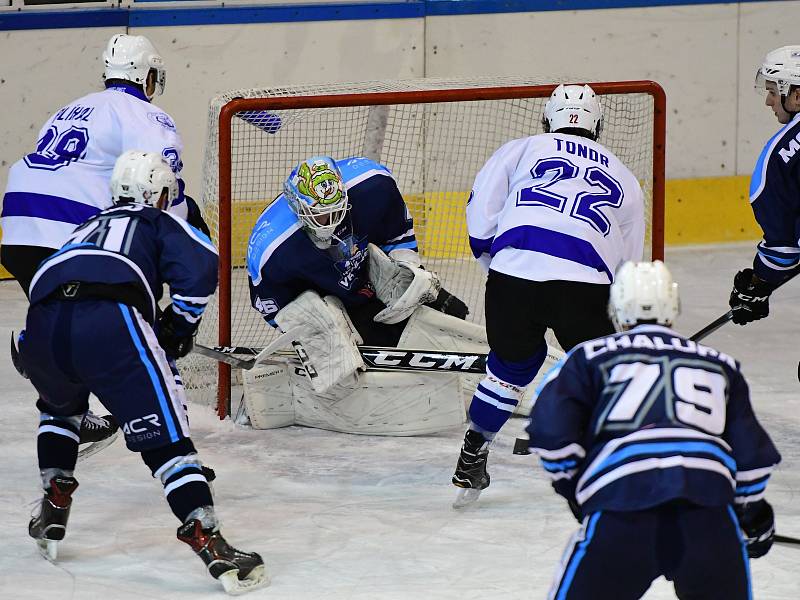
xmin=1 ymin=243 xmax=797 ymax=599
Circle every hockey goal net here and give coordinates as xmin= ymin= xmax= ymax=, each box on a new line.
xmin=182 ymin=77 xmax=666 ymax=418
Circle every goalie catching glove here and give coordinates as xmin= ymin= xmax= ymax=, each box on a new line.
xmin=368 ymin=244 xmax=441 ymax=324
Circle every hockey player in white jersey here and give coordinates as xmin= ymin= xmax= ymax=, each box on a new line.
xmin=1 ymin=33 xmax=204 ymax=292
xmin=452 ymin=84 xmax=645 ymax=507
xmin=1 ymin=33 xmax=204 ymax=451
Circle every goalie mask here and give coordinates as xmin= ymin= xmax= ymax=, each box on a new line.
xmin=755 ymin=46 xmax=800 ymax=107
xmin=110 ymin=151 xmax=178 ymax=208
xmin=542 ymin=84 xmax=604 ymax=141
xmin=102 ymin=34 xmax=166 ymax=100
xmin=284 ymin=156 xmax=349 ymax=244
xmin=608 ymin=260 xmax=680 ymax=330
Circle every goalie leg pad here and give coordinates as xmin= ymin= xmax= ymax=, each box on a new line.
xmin=397 ymin=305 xmax=487 ymax=351
xmin=368 ymin=244 xmax=440 ymax=325
xmin=291 ymin=370 xmax=466 ymax=436
xmin=398 ymin=306 xmax=489 ymax=413
xmin=242 ymin=363 xmax=296 ymax=429
xmin=274 ymin=291 xmax=364 ymax=393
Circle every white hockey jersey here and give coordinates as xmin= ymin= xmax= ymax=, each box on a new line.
xmin=467 ymin=133 xmax=644 ymax=284
xmin=1 ymin=83 xmax=185 ymax=249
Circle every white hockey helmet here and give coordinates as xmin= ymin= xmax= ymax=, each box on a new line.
xmin=102 ymin=34 xmax=166 ymax=99
xmin=542 ymin=84 xmax=604 ymax=140
xmin=110 ymin=150 xmax=178 ymax=208
xmin=609 ymin=260 xmax=680 ymax=330
xmin=755 ymin=46 xmax=800 ymax=96
xmin=284 ymin=156 xmax=349 ymax=244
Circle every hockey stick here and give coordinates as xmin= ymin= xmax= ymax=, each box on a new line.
xmin=689 ymin=268 xmax=800 ymax=343
xmin=775 ymin=533 xmax=800 ymax=547
xmin=193 ymin=327 xmax=303 ymax=371
xmin=689 ymin=311 xmax=733 ymax=342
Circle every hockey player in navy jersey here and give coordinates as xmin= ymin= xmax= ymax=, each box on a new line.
xmin=1 ymin=33 xmax=208 ymax=450
xmin=19 ymin=152 xmax=267 ymax=595
xmin=244 ymin=155 xmax=477 ymax=435
xmin=529 ymin=261 xmax=780 ymax=600
xmin=729 ymin=46 xmax=800 ymax=324
xmin=451 ymin=84 xmax=645 ymax=507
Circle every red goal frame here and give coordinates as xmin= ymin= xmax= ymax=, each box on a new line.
xmin=214 ymin=81 xmax=666 ymax=418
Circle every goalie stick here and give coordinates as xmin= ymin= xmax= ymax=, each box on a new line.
xmin=202 ymin=342 xmax=567 ymax=377
xmin=197 ymin=343 xmax=490 ymax=374
xmin=193 ymin=327 xmax=303 ymax=370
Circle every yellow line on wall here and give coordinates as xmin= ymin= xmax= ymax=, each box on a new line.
xmin=665 ymin=175 xmax=761 ymax=245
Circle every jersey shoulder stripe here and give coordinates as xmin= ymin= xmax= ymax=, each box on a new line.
xmin=750 ymin=113 xmax=800 ymax=201
xmin=337 ymin=156 xmax=393 ymax=188
xmin=161 ymin=210 xmax=218 ymax=256
xmin=246 ymin=197 xmax=302 ymax=284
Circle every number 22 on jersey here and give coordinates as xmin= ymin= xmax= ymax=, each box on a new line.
xmin=517 ymin=156 xmax=624 ymax=236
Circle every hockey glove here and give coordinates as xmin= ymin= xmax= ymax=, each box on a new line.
xmin=735 ymin=499 xmax=775 ymax=559
xmin=729 ymin=269 xmax=774 ymax=325
xmin=184 ymin=195 xmax=212 ymax=237
xmin=425 ymin=288 xmax=469 ymax=320
xmin=157 ymin=305 xmax=197 ymax=360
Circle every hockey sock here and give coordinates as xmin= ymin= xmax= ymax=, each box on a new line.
xmin=467 ymin=422 xmax=497 ymax=442
xmin=142 ymin=439 xmax=214 ymax=523
xmin=467 ymin=346 xmax=547 ymax=434
xmin=37 ymin=413 xmax=81 ymax=488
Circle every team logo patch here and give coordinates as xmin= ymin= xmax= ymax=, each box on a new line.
xmin=148 ymin=112 xmax=177 ymax=132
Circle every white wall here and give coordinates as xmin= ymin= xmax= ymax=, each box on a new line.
xmin=1 ymin=2 xmax=799 ymax=197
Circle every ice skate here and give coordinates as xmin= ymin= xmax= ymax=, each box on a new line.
xmin=452 ymin=429 xmax=490 ymax=509
xmin=77 ymin=411 xmax=119 ymax=460
xmin=178 ymin=518 xmax=269 ymax=595
xmin=29 ymin=476 xmax=79 ymax=561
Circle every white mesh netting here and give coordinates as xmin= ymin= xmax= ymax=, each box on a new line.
xmin=181 ymin=77 xmax=664 ymax=412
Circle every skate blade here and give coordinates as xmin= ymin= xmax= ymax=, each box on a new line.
xmin=36 ymin=538 xmax=58 ymax=562
xmin=218 ymin=565 xmax=270 ymax=595
xmin=452 ymin=487 xmax=482 ymax=509
xmin=77 ymin=431 xmax=118 ymax=462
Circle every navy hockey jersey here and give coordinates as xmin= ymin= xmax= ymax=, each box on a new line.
xmin=527 ymin=324 xmax=780 ymax=515
xmin=29 ymin=203 xmax=218 ymax=334
xmin=247 ymin=157 xmax=416 ymax=324
xmin=749 ymin=112 xmax=800 ymax=284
